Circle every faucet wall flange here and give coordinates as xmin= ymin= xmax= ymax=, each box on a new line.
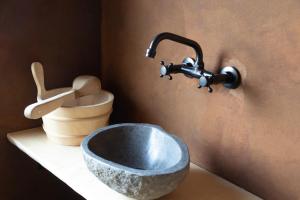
xmin=220 ymin=66 xmax=241 ymax=89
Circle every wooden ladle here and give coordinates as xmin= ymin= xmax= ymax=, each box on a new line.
xmin=24 ymin=64 xmax=101 ymax=119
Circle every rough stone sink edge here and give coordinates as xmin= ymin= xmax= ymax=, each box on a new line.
xmin=81 ymin=123 xmax=190 ymax=199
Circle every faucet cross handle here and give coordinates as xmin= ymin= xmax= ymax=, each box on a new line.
xmin=198 ymin=75 xmax=213 ymax=93
xmin=160 ymin=61 xmax=173 ymax=80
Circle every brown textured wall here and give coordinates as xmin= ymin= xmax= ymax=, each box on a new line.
xmin=100 ymin=0 xmax=300 ymax=199
xmin=0 ymin=0 xmax=99 ymax=199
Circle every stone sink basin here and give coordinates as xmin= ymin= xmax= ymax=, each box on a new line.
xmin=81 ymin=123 xmax=190 ymax=200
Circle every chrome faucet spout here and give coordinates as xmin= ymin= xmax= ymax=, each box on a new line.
xmin=145 ymin=32 xmax=204 ymax=69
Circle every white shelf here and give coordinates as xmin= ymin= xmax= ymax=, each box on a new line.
xmin=7 ymin=127 xmax=261 ymax=200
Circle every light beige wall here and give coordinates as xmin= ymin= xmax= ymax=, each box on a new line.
xmin=100 ymin=0 xmax=300 ymax=199
xmin=0 ymin=0 xmax=100 ymax=199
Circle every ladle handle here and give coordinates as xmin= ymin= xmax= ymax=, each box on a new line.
xmin=31 ymin=62 xmax=46 ymax=100
xmin=24 ymin=90 xmax=75 ymax=119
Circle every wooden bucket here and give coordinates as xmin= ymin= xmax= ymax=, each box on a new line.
xmin=42 ymin=88 xmax=114 ymax=146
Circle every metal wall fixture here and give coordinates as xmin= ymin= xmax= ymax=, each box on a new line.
xmin=145 ymin=32 xmax=241 ymax=93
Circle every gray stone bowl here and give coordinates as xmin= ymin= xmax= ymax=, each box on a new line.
xmin=81 ymin=123 xmax=190 ymax=200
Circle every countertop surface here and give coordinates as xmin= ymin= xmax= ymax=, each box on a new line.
xmin=7 ymin=127 xmax=261 ymax=200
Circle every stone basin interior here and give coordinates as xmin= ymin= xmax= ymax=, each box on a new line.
xmin=88 ymin=125 xmax=182 ymax=170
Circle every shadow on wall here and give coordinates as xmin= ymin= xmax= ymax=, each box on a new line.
xmin=108 ymin=81 xmax=140 ymax=124
xmin=0 ymin=1 xmax=101 ymax=199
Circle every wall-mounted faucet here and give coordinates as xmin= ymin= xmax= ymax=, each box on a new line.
xmin=145 ymin=32 xmax=241 ymax=92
